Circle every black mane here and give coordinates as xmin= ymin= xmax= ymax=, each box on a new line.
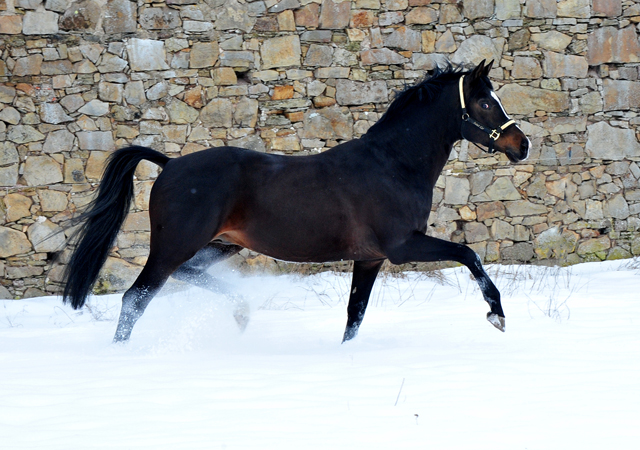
xmin=367 ymin=63 xmax=466 ymax=134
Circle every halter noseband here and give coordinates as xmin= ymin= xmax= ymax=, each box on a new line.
xmin=458 ymin=75 xmax=516 ymax=154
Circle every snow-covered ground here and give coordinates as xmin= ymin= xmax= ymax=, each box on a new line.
xmin=1 ymin=260 xmax=639 ymax=450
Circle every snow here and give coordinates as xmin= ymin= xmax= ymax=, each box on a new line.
xmin=2 ymin=260 xmax=639 ymax=449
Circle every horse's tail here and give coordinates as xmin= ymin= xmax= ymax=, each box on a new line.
xmin=62 ymin=146 xmax=170 ymax=309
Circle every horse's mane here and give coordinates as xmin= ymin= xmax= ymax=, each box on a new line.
xmin=366 ymin=63 xmax=467 ymax=134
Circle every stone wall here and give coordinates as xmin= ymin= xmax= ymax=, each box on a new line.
xmin=1 ymin=0 xmax=640 ymax=298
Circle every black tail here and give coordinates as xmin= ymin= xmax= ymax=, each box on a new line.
xmin=62 ymin=146 xmax=170 ymax=309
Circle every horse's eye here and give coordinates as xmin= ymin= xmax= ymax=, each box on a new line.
xmin=481 ymin=102 xmax=491 ymax=110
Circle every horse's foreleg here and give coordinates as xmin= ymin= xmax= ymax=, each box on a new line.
xmin=171 ymin=243 xmax=249 ymax=331
xmin=387 ymin=233 xmax=505 ymax=332
xmin=342 ymin=259 xmax=384 ymax=342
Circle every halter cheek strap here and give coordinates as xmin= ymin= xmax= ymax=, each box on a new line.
xmin=459 ymin=75 xmax=516 ymax=153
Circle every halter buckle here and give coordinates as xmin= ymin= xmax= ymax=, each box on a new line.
xmin=489 ymin=129 xmax=501 ymax=140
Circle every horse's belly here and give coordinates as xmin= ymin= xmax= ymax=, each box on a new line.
xmin=215 ymin=226 xmax=383 ymax=263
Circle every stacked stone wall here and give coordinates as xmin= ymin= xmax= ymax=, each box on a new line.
xmin=1 ymin=0 xmax=640 ymax=298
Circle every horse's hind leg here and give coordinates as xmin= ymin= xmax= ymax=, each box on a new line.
xmin=171 ymin=243 xmax=242 ymax=293
xmin=113 ymin=258 xmax=175 ymax=342
xmin=171 ymin=243 xmax=250 ymax=330
xmin=342 ymin=260 xmax=384 ymax=342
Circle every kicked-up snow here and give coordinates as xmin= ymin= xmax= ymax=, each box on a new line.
xmin=1 ymin=260 xmax=639 ymax=449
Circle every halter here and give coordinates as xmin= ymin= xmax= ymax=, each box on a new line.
xmin=458 ymin=75 xmax=516 ymax=154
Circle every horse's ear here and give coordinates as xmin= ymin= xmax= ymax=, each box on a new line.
xmin=470 ymin=59 xmax=487 ymax=82
xmin=483 ymin=60 xmax=494 ymax=76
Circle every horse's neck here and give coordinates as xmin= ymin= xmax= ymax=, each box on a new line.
xmin=365 ymin=89 xmax=461 ymax=184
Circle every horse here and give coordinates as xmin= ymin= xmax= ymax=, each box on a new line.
xmin=61 ymin=60 xmax=530 ymax=343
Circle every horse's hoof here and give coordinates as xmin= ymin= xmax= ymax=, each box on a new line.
xmin=487 ymin=313 xmax=505 ymax=332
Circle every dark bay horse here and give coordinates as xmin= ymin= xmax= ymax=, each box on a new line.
xmin=62 ymin=60 xmax=530 ymax=342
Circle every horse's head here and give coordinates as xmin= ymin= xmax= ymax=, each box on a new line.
xmin=459 ymin=60 xmax=530 ymax=162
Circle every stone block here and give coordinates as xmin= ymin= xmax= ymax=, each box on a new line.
xmin=278 ymin=10 xmax=296 ymax=31
xmin=0 ymin=85 xmax=16 ymax=104
xmin=543 ymin=51 xmax=588 ymax=78
xmin=602 ymin=80 xmax=640 ymax=111
xmin=200 ymin=98 xmax=233 ymax=128
xmin=451 ymin=35 xmax=502 ymax=67
xmin=604 ymin=194 xmax=630 ymax=220
xmin=593 ymin=0 xmax=621 ymax=17
xmin=24 ymin=155 xmax=63 ymax=186
xmin=23 ymin=11 xmax=59 ymax=34
xmin=77 ymin=131 xmax=116 ymax=151
xmin=300 ymin=106 xmax=353 ymax=140
xmin=103 ymin=0 xmax=137 ymax=33
xmin=41 ymin=60 xmax=74 ymax=76
xmin=124 ymin=81 xmax=146 ymax=106
xmin=464 ymin=222 xmax=490 ymax=244
xmin=524 ymin=0 xmax=556 ymax=18
xmin=379 ymin=12 xmax=404 ymax=27
xmin=336 ymin=80 xmax=388 ymax=105
xmin=295 ymin=3 xmax=320 ymax=28
xmin=361 ymin=48 xmax=408 ymax=65
xmin=0 ymin=227 xmax=32 ymax=258
xmin=533 ymin=31 xmax=571 ymax=53
xmin=261 ymin=35 xmax=301 ymax=69
xmin=3 ymin=193 xmax=32 ymax=222
xmin=495 ymin=0 xmax=520 ymax=20
xmin=486 ymin=178 xmax=520 ymax=201
xmin=588 ymin=27 xmax=640 ymax=65
xmin=304 ymin=45 xmax=333 ymax=67
xmin=8 ymin=125 xmax=45 ymax=144
xmin=557 ymin=0 xmax=589 ymax=18
xmin=477 ymin=201 xmax=506 ymax=221
xmin=491 ymin=219 xmax=515 ymax=240
xmin=501 ymin=242 xmax=534 ymax=262
xmin=512 ymin=57 xmax=542 ymax=79
xmin=212 ymin=68 xmax=237 ymax=86
xmin=435 ymin=30 xmax=457 ymax=53
xmin=40 ymin=103 xmax=74 ymax=125
xmin=43 ymin=129 xmax=75 ymax=153
xmin=498 ymin=84 xmax=570 ymax=115
xmin=585 ymin=122 xmax=640 ymax=161
xmin=405 ymin=7 xmax=438 ymax=25
xmin=126 ymin=39 xmax=169 ymax=71
xmin=577 ymin=236 xmax=611 ymax=256
xmin=220 ymin=51 xmax=255 ymax=69
xmin=79 ymin=100 xmax=110 ymax=117
xmin=0 ymin=142 xmax=19 ymax=166
xmin=94 ymin=257 xmax=143 ymax=294
xmin=465 ymin=0 xmax=495 ymax=20
xmin=444 ymin=176 xmax=470 ymax=205
xmin=27 ymin=220 xmax=65 ymax=253
xmin=384 ymin=27 xmax=422 ymax=52
xmin=214 ymin=0 xmax=256 ymax=32
xmin=166 ymin=98 xmax=199 ymax=124
xmin=315 ymin=67 xmax=350 ymax=78
xmin=190 ymin=42 xmax=219 ymax=69
xmin=234 ymin=98 xmax=259 ymax=128
xmin=319 ymin=0 xmax=351 ymax=29
xmin=140 ymin=7 xmax=180 ymax=30
xmin=0 ymin=15 xmax=23 ymax=34
xmin=301 ymin=30 xmax=333 ymax=43
xmin=0 ymin=166 xmax=19 ymax=187
xmin=12 ymin=55 xmax=43 ymax=76
xmin=60 ymin=1 xmax=101 ymax=31
xmin=350 ymin=10 xmax=375 ymax=28
xmin=505 ymin=200 xmax=548 ymax=216
xmin=98 ymin=53 xmax=128 ymax=73
xmin=0 ymin=107 xmax=21 ymax=125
